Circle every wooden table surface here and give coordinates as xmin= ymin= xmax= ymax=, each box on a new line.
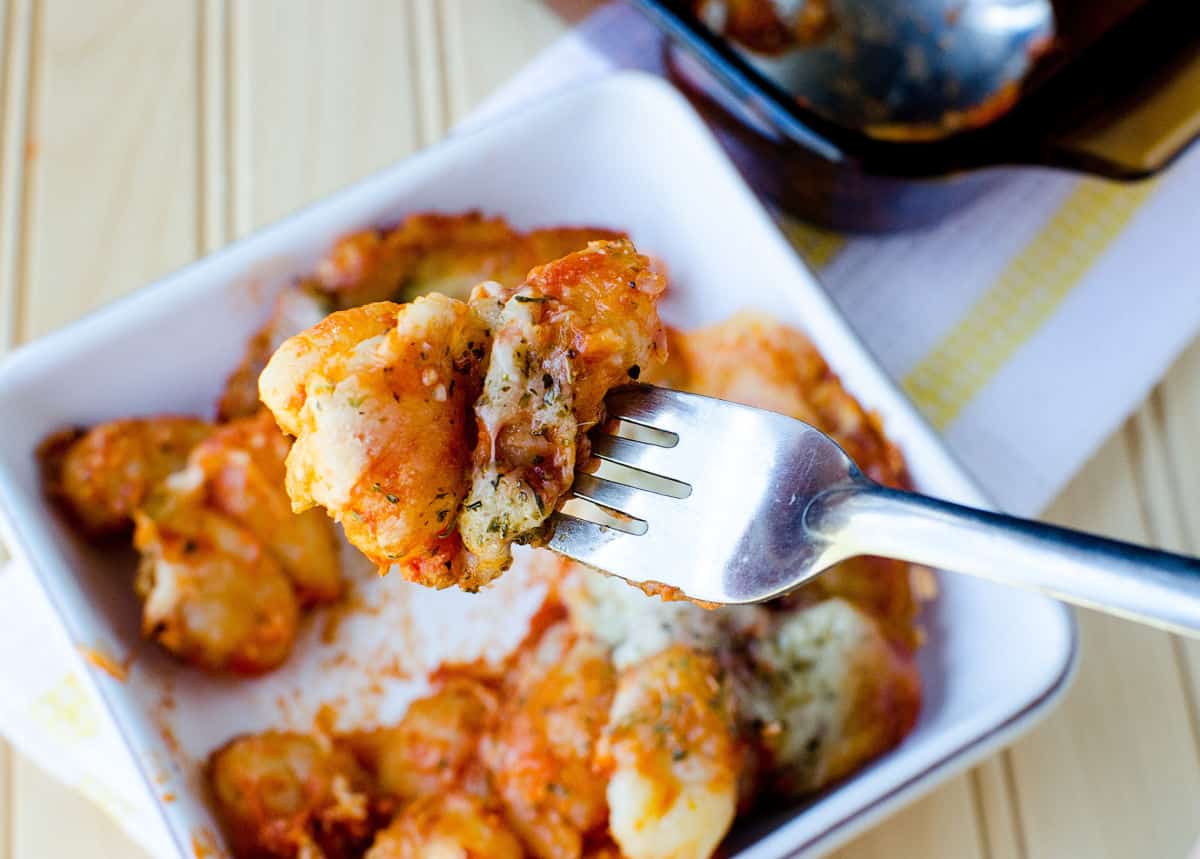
xmin=1 ymin=1 xmax=1199 ymax=856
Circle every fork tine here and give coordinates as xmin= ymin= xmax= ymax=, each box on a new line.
xmin=549 ymin=512 xmax=653 ymax=575
xmin=570 ymin=472 xmax=693 ymax=522
xmin=602 ymin=417 xmax=678 ymax=447
xmin=557 ymin=495 xmax=648 ymax=535
xmin=571 ymin=473 xmax=639 ymax=511
xmin=591 ymin=434 xmax=683 ymax=475
xmin=604 ymin=385 xmax=698 ymax=435
xmin=548 ymin=508 xmax=680 ymax=588
xmin=588 ymin=458 xmax=691 ymax=499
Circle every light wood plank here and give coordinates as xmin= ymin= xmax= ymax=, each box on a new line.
xmin=11 ymin=755 xmax=150 ymax=859
xmin=817 ymin=757 xmax=1024 ymax=858
xmin=0 ymin=0 xmax=34 ymax=577
xmin=11 ymin=2 xmax=201 ymax=857
xmin=1 ymin=1 xmax=27 ymax=850
xmin=1129 ymin=393 xmax=1200 ymax=803
xmin=1157 ymin=339 xmax=1200 ymax=544
xmin=0 ymin=741 xmax=10 ymax=859
xmin=199 ymin=0 xmax=228 ymax=254
xmin=829 ymin=775 xmax=986 ymax=859
xmin=411 ymin=0 xmax=447 ymax=144
xmin=1008 ymin=429 xmax=1200 ymax=858
xmin=0 ymin=0 xmax=33 ymax=353
xmin=972 ymin=757 xmax=1027 ymax=859
xmin=232 ymin=0 xmax=426 ymax=234
xmin=1126 ymin=394 xmax=1193 ymax=558
xmin=440 ymin=0 xmax=576 ymax=121
xmin=1154 ymin=340 xmax=1200 ymax=734
xmin=21 ymin=0 xmax=199 ymax=340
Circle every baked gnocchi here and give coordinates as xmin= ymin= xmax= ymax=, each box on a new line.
xmin=39 ymin=212 xmax=927 ymax=859
xmin=261 ymin=240 xmax=666 ymax=591
xmin=42 ymin=411 xmax=342 ymax=674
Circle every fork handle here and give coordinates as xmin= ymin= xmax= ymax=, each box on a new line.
xmin=807 ymin=482 xmax=1200 ymax=635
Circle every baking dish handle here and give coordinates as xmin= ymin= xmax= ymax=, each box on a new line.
xmin=1034 ymin=35 xmax=1200 ymax=178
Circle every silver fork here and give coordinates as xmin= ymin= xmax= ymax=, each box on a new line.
xmin=548 ymin=384 xmax=1200 ymax=635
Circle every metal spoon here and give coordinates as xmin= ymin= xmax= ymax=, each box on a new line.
xmin=693 ymin=0 xmax=1055 ymax=139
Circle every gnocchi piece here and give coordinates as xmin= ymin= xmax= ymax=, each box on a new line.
xmin=669 ymin=311 xmax=908 ymax=489
xmin=582 ymin=845 xmax=627 ymax=859
xmin=563 ymin=563 xmax=768 ymax=669
xmin=747 ymin=598 xmax=921 ymax=795
xmin=133 ymin=488 xmax=299 ymax=675
xmin=262 ymin=240 xmax=664 ymax=593
xmin=344 ymin=677 xmax=496 ymax=802
xmin=208 ymin=731 xmax=378 ymax=859
xmin=312 ymin=211 xmax=625 ymax=308
xmin=363 ymin=792 xmax=523 ymax=859
xmin=459 ymin=240 xmax=667 ymax=581
xmin=482 ymin=622 xmax=616 ymax=859
xmin=314 ymin=212 xmax=528 ymax=307
xmin=187 ymin=409 xmax=343 ymax=606
xmin=786 ymin=554 xmax=923 ymax=651
xmin=39 ymin=416 xmax=212 ymax=537
xmin=260 ymin=296 xmax=489 ymax=588
xmin=218 ymin=287 xmax=332 ymax=421
xmin=598 ymin=646 xmax=741 ymax=859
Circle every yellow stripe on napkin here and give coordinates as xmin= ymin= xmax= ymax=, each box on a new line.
xmin=29 ymin=671 xmax=102 ymax=744
xmin=902 ymin=178 xmax=1159 ymax=431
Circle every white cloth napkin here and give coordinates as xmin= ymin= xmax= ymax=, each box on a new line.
xmin=4 ymin=2 xmax=1200 ymax=855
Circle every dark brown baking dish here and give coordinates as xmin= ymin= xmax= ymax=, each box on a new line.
xmin=635 ymin=0 xmax=1200 ymax=231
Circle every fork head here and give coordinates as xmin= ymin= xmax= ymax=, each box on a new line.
xmin=547 ymin=384 xmax=862 ymax=604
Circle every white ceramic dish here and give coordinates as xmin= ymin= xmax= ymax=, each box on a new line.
xmin=0 ymin=72 xmax=1075 ymax=858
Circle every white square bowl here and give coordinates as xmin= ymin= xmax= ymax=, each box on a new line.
xmin=0 ymin=72 xmax=1075 ymax=858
